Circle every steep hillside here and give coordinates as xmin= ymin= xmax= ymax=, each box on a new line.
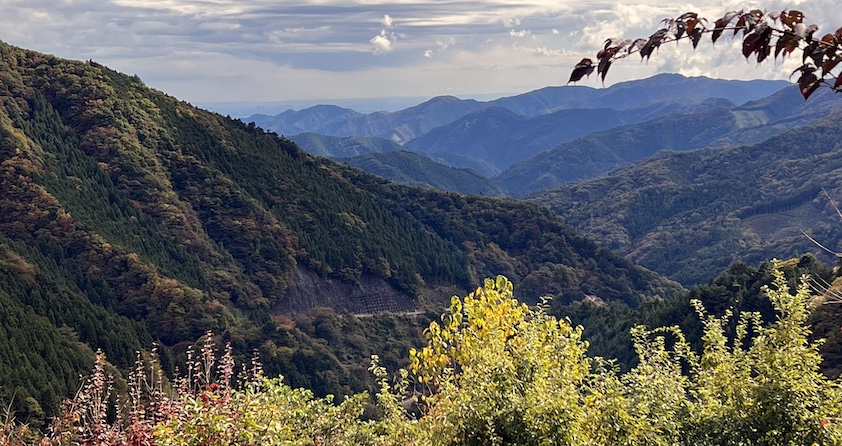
xmin=0 ymin=41 xmax=682 ymax=419
xmin=499 ymin=86 xmax=842 ymax=196
xmin=287 ymin=132 xmax=405 ymax=158
xmin=531 ymin=111 xmax=842 ymax=285
xmin=338 ymin=150 xmax=507 ymax=197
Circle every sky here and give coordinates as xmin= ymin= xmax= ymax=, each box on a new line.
xmin=2 ymin=0 xmax=840 ymax=112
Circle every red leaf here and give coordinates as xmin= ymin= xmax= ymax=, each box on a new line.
xmin=780 ymin=10 xmax=805 ymax=29
xmin=775 ymin=33 xmax=799 ymax=59
xmin=755 ymin=27 xmax=773 ymax=63
xmin=712 ymin=18 xmax=728 ymax=44
xmin=640 ymin=29 xmax=668 ymax=60
xmin=822 ymin=57 xmax=842 ymax=76
xmin=568 ymin=58 xmax=594 ymax=84
xmin=743 ymin=33 xmax=760 ymax=59
xmin=803 ymin=42 xmax=818 ymax=63
xmin=798 ymin=72 xmax=821 ymax=99
xmin=690 ymin=28 xmax=703 ymax=49
xmin=598 ymin=59 xmax=612 ymax=85
xmin=734 ymin=15 xmax=747 ymax=36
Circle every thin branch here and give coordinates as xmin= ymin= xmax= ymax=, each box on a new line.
xmin=822 ymin=187 xmax=842 ymax=221
xmin=801 ymin=230 xmax=840 ymax=257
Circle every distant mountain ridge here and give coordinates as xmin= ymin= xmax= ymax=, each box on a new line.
xmin=497 ymin=86 xmax=842 ymax=196
xmin=248 ymin=74 xmax=789 ymax=145
xmin=404 ymin=97 xmax=737 ymax=171
xmin=250 ymin=75 xmax=789 ymax=196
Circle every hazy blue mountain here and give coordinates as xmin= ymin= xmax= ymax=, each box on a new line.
xmin=528 ymin=109 xmax=842 ymax=285
xmin=405 ymin=107 xmax=622 ymax=170
xmin=489 ymin=73 xmax=787 ymax=116
xmin=247 ymin=74 xmax=789 ymax=146
xmin=252 ymin=96 xmax=485 ymax=143
xmin=249 ymin=104 xmax=364 ymax=136
xmin=544 ymin=73 xmax=787 ymax=111
xmin=497 ymin=86 xmax=842 ymax=196
xmin=339 ymin=150 xmax=508 ymax=197
xmin=403 ymin=97 xmax=738 ymax=171
xmin=285 ymin=132 xmax=507 ymax=195
xmin=287 ymin=132 xmax=405 ymax=158
xmin=427 ymin=151 xmax=502 ymax=178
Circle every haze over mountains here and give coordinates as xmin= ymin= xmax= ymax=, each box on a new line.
xmin=251 ymin=74 xmax=819 ymax=196
xmin=498 ymin=86 xmax=842 ymax=196
xmin=249 ymin=74 xmax=788 ymax=146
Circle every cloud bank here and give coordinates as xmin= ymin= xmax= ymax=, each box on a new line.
xmin=2 ymin=0 xmax=839 ymax=104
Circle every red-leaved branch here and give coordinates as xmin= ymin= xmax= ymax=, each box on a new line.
xmin=569 ymin=9 xmax=842 ymax=99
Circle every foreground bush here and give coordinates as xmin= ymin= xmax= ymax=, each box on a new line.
xmin=4 ymin=263 xmax=841 ymax=445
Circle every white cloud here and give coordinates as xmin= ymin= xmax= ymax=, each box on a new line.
xmin=503 ymin=17 xmax=522 ymax=28
xmin=381 ymin=14 xmax=394 ymax=28
xmin=370 ymin=29 xmax=396 ymax=54
xmin=509 ymin=29 xmax=532 ymax=39
xmin=424 ymin=49 xmax=433 ymax=58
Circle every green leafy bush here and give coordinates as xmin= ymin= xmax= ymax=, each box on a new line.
xmin=7 ymin=265 xmax=840 ymax=445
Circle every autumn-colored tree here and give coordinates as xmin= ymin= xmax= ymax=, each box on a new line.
xmin=569 ymin=9 xmax=842 ymax=99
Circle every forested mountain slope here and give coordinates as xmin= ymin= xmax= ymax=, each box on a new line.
xmin=286 ymin=132 xmax=405 ymax=158
xmin=499 ymin=86 xmax=842 ymax=196
xmin=338 ymin=150 xmax=508 ymax=197
xmin=0 ymin=41 xmax=681 ymax=421
xmin=531 ymin=110 xmax=842 ymax=285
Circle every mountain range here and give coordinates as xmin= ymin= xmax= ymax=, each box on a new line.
xmin=251 ymin=70 xmax=842 ymax=291
xmin=498 ymin=86 xmax=842 ymax=196
xmin=248 ymin=75 xmax=795 ymax=197
xmin=249 ymin=74 xmax=788 ymax=146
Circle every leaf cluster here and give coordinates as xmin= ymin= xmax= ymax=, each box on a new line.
xmin=569 ymin=8 xmax=842 ymax=100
